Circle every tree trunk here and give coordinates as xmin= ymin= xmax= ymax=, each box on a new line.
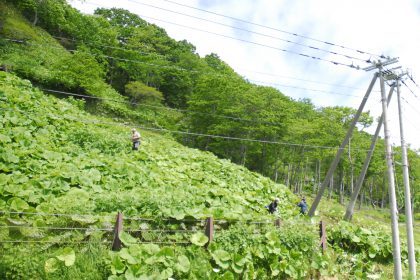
xmin=339 ymin=171 xmax=345 ymax=205
xmin=240 ymin=144 xmax=247 ymax=166
xmin=328 ymin=175 xmax=334 ymax=200
xmin=285 ymin=163 xmax=291 ymax=188
xmin=381 ymin=173 xmax=387 ymax=208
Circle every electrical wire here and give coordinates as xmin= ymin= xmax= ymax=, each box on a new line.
xmin=118 ymin=0 xmax=370 ymax=63
xmin=4 ymin=38 xmax=370 ymax=102
xmin=249 ymin=80 xmax=363 ymax=98
xmin=51 ymin=35 xmax=168 ymax=59
xmin=49 ymin=34 xmax=377 ymax=92
xmin=131 ymin=14 xmax=365 ymax=70
xmin=42 ymin=88 xmax=283 ymax=126
xmin=2 ymin=105 xmax=373 ymax=151
xmin=69 ymin=2 xmax=365 ymax=70
xmin=155 ymin=0 xmax=385 ymax=59
xmin=403 ymin=78 xmax=420 ymax=102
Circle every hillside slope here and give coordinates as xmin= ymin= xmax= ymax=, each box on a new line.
xmin=1 ymin=72 xmax=416 ymax=280
xmin=0 ymin=72 xmax=296 ymax=220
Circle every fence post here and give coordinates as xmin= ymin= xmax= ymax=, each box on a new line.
xmin=112 ymin=212 xmax=123 ymax=251
xmin=204 ymin=217 xmax=214 ymax=248
xmin=274 ymin=219 xmax=281 ymax=227
xmin=319 ymin=220 xmax=327 ymax=253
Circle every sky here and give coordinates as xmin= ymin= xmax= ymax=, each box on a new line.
xmin=69 ymin=0 xmax=420 ymax=150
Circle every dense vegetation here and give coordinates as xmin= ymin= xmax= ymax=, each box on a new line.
xmin=1 ymin=0 xmax=419 ymax=212
xmin=0 ymin=0 xmax=419 ymax=279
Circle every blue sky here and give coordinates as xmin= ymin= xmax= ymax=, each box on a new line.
xmin=70 ymin=0 xmax=420 ymax=150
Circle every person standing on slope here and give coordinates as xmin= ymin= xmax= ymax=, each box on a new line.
xmin=297 ymin=197 xmax=308 ymax=215
xmin=131 ymin=128 xmax=141 ymax=151
xmin=265 ymin=198 xmax=280 ymax=214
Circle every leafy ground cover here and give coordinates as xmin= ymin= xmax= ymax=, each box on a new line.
xmin=1 ymin=72 xmax=418 ymax=279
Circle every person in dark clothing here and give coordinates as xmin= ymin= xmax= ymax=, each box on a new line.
xmin=297 ymin=198 xmax=308 ymax=215
xmin=265 ymin=198 xmax=280 ymax=214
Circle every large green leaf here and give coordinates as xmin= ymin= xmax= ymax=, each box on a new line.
xmin=111 ymin=255 xmax=126 ymax=275
xmin=174 ymin=255 xmax=190 ymax=273
xmin=44 ymin=258 xmax=60 ymax=273
xmin=8 ymin=197 xmax=30 ymax=211
xmin=119 ymin=248 xmax=138 ymax=265
xmin=55 ymin=247 xmax=76 ymax=266
xmin=119 ymin=231 xmax=137 ymax=246
xmin=190 ymin=232 xmax=209 ymax=246
xmin=211 ymin=249 xmax=231 ymax=269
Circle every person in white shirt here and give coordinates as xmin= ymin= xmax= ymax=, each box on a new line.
xmin=131 ymin=128 xmax=141 ymax=151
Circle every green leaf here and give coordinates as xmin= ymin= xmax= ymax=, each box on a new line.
xmin=141 ymin=243 xmax=160 ymax=255
xmin=1 ymin=150 xmax=19 ymax=163
xmin=231 ymin=253 xmax=247 ymax=273
xmin=55 ymin=247 xmax=76 ymax=266
xmin=45 ymin=258 xmax=60 ymax=273
xmin=119 ymin=248 xmax=138 ymax=265
xmin=174 ymin=255 xmax=190 ymax=273
xmin=160 ymin=268 xmax=173 ymax=279
xmin=270 ymin=261 xmax=281 ymax=276
xmin=111 ymin=255 xmax=126 ymax=275
xmin=119 ymin=232 xmax=137 ymax=246
xmin=190 ymin=232 xmax=209 ymax=246
xmin=351 ymin=235 xmax=361 ymax=243
xmin=211 ymin=249 xmax=231 ymax=269
xmin=0 ymin=174 xmax=10 ymax=185
xmin=220 ymin=271 xmax=234 ymax=280
xmin=8 ymin=197 xmax=30 ymax=211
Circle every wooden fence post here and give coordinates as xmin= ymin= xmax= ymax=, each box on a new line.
xmin=319 ymin=220 xmax=327 ymax=253
xmin=112 ymin=212 xmax=123 ymax=251
xmin=274 ymin=219 xmax=281 ymax=227
xmin=204 ymin=217 xmax=214 ymax=248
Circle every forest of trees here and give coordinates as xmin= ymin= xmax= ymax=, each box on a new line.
xmin=1 ymin=0 xmax=419 ymax=213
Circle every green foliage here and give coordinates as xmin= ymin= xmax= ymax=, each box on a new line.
xmin=1 ymin=0 xmax=420 ymax=277
xmin=125 ymin=80 xmax=164 ymax=105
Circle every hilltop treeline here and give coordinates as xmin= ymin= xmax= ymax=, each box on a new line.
xmin=1 ymin=0 xmax=419 ymax=212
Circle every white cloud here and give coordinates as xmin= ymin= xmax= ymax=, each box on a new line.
xmin=69 ymin=0 xmax=420 ymax=149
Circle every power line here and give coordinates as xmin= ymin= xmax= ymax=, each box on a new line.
xmin=405 ymin=76 xmax=420 ymax=101
xmin=41 ymin=88 xmax=283 ymax=126
xmin=130 ymin=14 xmax=365 ymax=70
xmin=4 ymin=38 xmax=372 ymax=102
xmin=48 ymin=35 xmax=376 ymax=91
xmin=249 ymin=80 xmax=363 ymax=98
xmin=118 ymin=0 xmax=370 ymax=63
xmin=155 ymin=0 xmax=385 ymax=59
xmin=72 ymin=2 xmax=364 ymax=70
xmin=5 ymin=105 xmax=372 ymax=152
xmin=51 ymin=35 xmax=168 ymax=59
xmin=400 ymin=95 xmax=420 ymax=119
xmin=240 ymin=69 xmax=378 ymax=91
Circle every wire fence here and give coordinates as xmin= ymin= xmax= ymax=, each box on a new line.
xmin=0 ymin=210 xmax=324 ymax=250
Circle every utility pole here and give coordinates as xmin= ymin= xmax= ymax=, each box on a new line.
xmin=308 ymin=73 xmax=377 ymax=217
xmin=377 ymin=62 xmax=402 ymax=280
xmin=396 ymin=76 xmax=416 ymax=278
xmin=343 ymin=84 xmax=395 ymax=221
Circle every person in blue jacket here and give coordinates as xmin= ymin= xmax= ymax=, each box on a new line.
xmin=297 ymin=197 xmax=308 ymax=215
